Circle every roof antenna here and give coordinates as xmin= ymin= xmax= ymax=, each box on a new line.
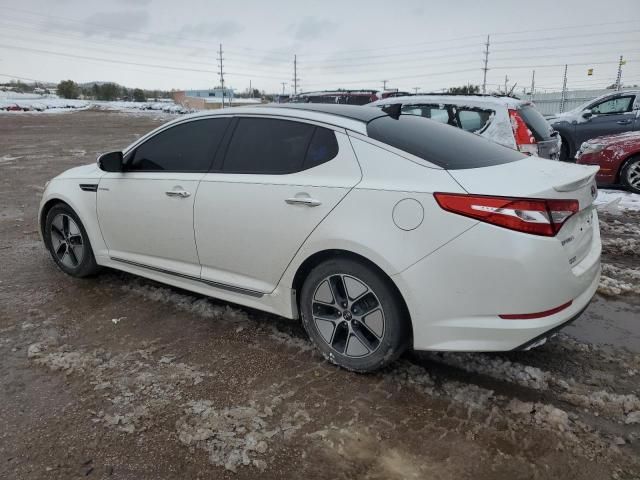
xmin=381 ymin=103 xmax=402 ymax=120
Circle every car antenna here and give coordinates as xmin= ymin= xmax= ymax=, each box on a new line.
xmin=381 ymin=103 xmax=402 ymax=119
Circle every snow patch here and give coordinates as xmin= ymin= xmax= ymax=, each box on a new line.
xmin=176 ymin=389 xmax=310 ymax=472
xmin=595 ymin=190 xmax=640 ymax=212
xmin=598 ymin=264 xmax=640 ymax=296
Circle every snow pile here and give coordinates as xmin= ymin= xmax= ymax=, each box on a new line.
xmin=599 ymin=218 xmax=640 ymax=236
xmin=176 ymin=390 xmax=310 ymax=472
xmin=121 ymin=279 xmax=250 ymax=324
xmin=560 ymin=390 xmax=640 ymax=420
xmin=598 ymin=263 xmax=640 ymax=296
xmin=602 ymin=237 xmax=640 ymax=257
xmin=0 ymin=92 xmax=189 ymax=114
xmin=425 ymin=352 xmax=550 ymax=390
xmin=506 ymin=400 xmax=572 ymax=433
xmin=595 ymin=189 xmax=640 ymax=212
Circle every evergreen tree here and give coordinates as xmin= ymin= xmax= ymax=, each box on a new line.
xmin=57 ymin=80 xmax=80 ymax=99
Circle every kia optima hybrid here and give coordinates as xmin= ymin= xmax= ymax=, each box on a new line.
xmin=39 ymin=104 xmax=601 ymax=372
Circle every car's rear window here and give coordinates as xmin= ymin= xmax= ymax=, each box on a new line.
xmin=518 ymin=104 xmax=553 ymax=140
xmin=366 ymin=114 xmax=525 ymax=170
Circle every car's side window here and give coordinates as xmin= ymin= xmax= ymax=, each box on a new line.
xmin=590 ymin=96 xmax=634 ymax=115
xmin=401 ymin=104 xmax=452 ymax=125
xmin=303 ymin=126 xmax=339 ymax=170
xmin=223 ymin=118 xmax=337 ymax=174
xmin=127 ymin=118 xmax=230 ymax=172
xmin=455 ymin=108 xmax=494 ymax=132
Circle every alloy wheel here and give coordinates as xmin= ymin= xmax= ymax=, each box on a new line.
xmin=626 ymin=160 xmax=640 ymax=190
xmin=311 ymin=274 xmax=385 ymax=358
xmin=50 ymin=213 xmax=85 ymax=269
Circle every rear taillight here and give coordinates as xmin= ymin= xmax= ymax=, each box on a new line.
xmin=434 ymin=193 xmax=579 ymax=237
xmin=509 ymin=109 xmax=537 ymax=155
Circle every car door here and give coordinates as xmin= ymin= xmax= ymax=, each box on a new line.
xmin=575 ymin=94 xmax=636 ymax=145
xmin=194 ymin=116 xmax=362 ymax=295
xmin=97 ymin=117 xmax=231 ymax=277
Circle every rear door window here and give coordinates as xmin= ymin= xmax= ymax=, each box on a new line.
xmin=517 ymin=105 xmax=553 ymax=140
xmin=367 ymin=114 xmax=525 ymax=170
xmin=223 ymin=118 xmax=338 ymax=174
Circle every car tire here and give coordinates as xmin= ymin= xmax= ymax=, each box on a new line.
xmin=44 ymin=203 xmax=100 ymax=278
xmin=621 ymin=155 xmax=640 ymax=194
xmin=300 ymin=258 xmax=410 ymax=372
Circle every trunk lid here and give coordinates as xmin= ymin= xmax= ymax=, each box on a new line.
xmin=448 ymin=157 xmax=599 ymax=267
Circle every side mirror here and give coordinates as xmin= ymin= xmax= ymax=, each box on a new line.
xmin=97 ymin=151 xmax=123 ymax=172
xmin=581 ymin=109 xmax=593 ymax=119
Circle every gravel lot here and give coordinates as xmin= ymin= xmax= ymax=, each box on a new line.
xmin=1 ymin=110 xmax=639 ymax=479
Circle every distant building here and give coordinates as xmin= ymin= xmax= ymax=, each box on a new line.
xmin=173 ymin=87 xmax=235 ymax=110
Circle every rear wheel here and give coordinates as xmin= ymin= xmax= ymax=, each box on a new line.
xmin=44 ymin=204 xmax=99 ymax=277
xmin=300 ymin=258 xmax=410 ymax=372
xmin=621 ymin=156 xmax=640 ymax=194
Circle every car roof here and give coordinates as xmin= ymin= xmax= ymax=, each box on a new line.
xmin=171 ymin=104 xmax=389 ymax=134
xmin=369 ymin=94 xmax=526 ymax=109
xmin=269 ymin=103 xmax=388 ymax=122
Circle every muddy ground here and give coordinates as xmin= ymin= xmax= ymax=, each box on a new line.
xmin=1 ymin=110 xmax=639 ymax=480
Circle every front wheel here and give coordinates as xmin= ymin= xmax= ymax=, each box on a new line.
xmin=621 ymin=156 xmax=640 ymax=194
xmin=44 ymin=204 xmax=99 ymax=277
xmin=300 ymin=258 xmax=410 ymax=372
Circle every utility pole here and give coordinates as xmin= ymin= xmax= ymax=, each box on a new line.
xmin=281 ymin=82 xmax=286 ymax=96
xmin=530 ymin=70 xmax=535 ymax=102
xmin=292 ymin=55 xmax=300 ymax=95
xmin=382 ymin=80 xmax=388 ymax=90
xmin=413 ymin=87 xmax=419 ymax=94
xmin=504 ymin=75 xmax=508 ymax=95
xmin=482 ymin=35 xmax=490 ymax=94
xmin=217 ymin=43 xmax=225 ymax=109
xmin=249 ymin=79 xmax=252 ymax=98
xmin=560 ymin=64 xmax=568 ymax=113
xmin=615 ymin=55 xmax=624 ymax=91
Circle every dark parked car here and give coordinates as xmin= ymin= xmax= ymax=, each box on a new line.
xmin=549 ymin=90 xmax=640 ymax=161
xmin=575 ymin=131 xmax=640 ymax=194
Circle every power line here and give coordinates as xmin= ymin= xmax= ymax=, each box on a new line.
xmin=491 ymin=29 xmax=640 ymax=45
xmin=0 ymin=43 xmax=288 ymax=81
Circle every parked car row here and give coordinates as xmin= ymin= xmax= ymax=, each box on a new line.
xmin=549 ymin=90 xmax=640 ymax=161
xmin=0 ymin=102 xmax=85 ymax=112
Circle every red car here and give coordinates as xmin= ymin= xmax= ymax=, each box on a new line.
xmin=576 ymin=131 xmax=640 ymax=194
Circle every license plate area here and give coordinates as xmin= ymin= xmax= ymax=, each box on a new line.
xmin=559 ymin=207 xmax=594 ymax=266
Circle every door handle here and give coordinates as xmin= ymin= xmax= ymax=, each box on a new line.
xmin=165 ymin=190 xmax=191 ymax=198
xmin=616 ymin=119 xmax=632 ymax=125
xmin=285 ymin=197 xmax=321 ymax=207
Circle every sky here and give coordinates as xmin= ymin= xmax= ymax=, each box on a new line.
xmin=0 ymin=0 xmax=639 ymax=95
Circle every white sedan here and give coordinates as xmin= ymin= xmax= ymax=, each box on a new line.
xmin=39 ymin=104 xmax=601 ymax=372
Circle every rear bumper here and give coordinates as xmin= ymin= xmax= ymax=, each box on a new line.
xmin=512 ymin=303 xmax=589 ymax=350
xmin=393 ymin=218 xmax=601 ymax=352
